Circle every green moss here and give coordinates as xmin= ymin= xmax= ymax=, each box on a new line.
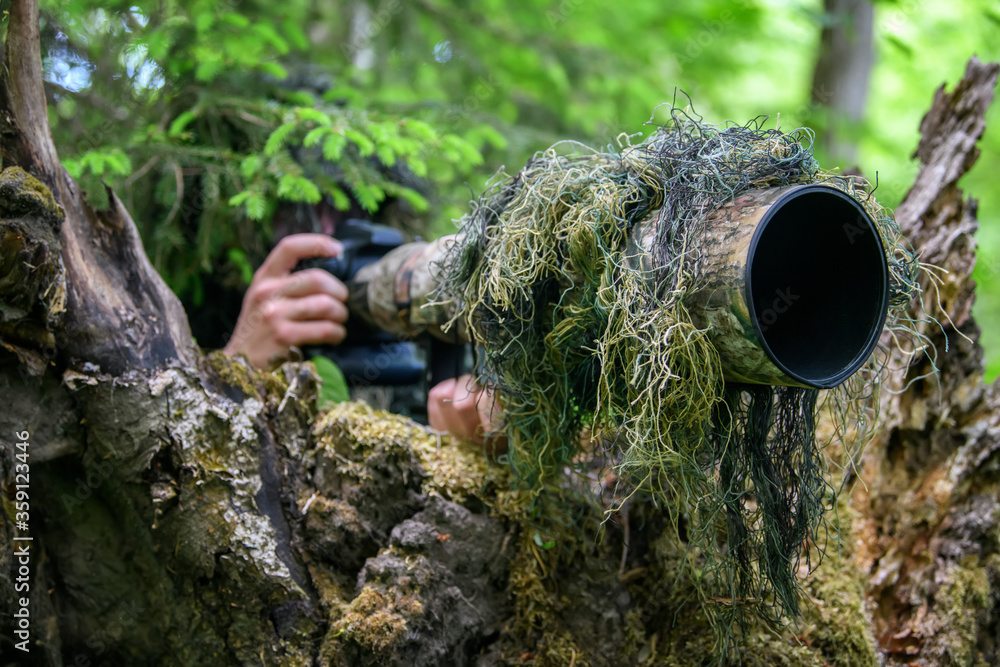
xmin=0 ymin=168 xmax=67 ymax=373
xmin=0 ymin=166 xmax=63 ymax=222
xmin=205 ymin=350 xmax=262 ymax=398
xmin=614 ymin=496 xmax=878 ymax=667
xmin=533 ymin=630 xmax=590 ymax=667
xmin=733 ymin=633 xmax=827 ymax=667
xmin=316 ymin=401 xmax=497 ymax=504
xmin=496 ymin=482 xmax=642 ymax=666
xmin=309 ymin=400 xmax=880 ymax=667
xmin=305 ymin=397 xmax=890 ymax=666
xmin=331 ymin=586 xmax=424 ymax=652
xmin=797 ymin=552 xmax=877 ymax=667
xmin=308 ymin=564 xmax=352 ymax=614
xmin=930 ymin=556 xmax=991 ymax=666
xmin=507 ymin=528 xmax=561 ymax=628
xmin=264 ymin=362 xmax=295 ymax=397
xmin=314 ymin=403 xmax=616 ymax=664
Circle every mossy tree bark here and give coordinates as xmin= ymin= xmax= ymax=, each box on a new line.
xmin=852 ymin=57 xmax=1000 ymax=665
xmin=1 ymin=0 xmax=999 ymax=663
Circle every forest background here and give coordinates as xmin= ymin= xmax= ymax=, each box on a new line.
xmin=38 ymin=0 xmax=1000 ymax=376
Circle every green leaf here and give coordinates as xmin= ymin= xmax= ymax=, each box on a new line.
xmin=221 ymin=12 xmax=251 ymax=29
xmin=168 ymin=110 xmax=198 ymax=137
xmin=259 ymin=62 xmax=288 ymax=80
xmin=443 ymin=134 xmax=483 ymax=167
xmin=246 ymin=193 xmax=268 ymax=220
xmin=396 ymin=186 xmax=429 ymax=212
xmin=344 ymin=128 xmax=375 ymax=156
xmin=194 ymin=57 xmax=224 ymax=82
xmin=885 ymin=34 xmax=914 ymax=58
xmin=376 ymin=144 xmax=397 ymax=167
xmin=531 ymin=531 xmax=555 ymax=550
xmin=322 ymin=133 xmax=348 ymax=162
xmin=105 ymin=151 xmax=132 ymax=176
xmin=62 ymin=157 xmax=83 ymax=179
xmin=281 ymin=20 xmax=310 ymax=51
xmin=407 ymin=157 xmax=428 ymax=178
xmin=296 ymin=108 xmax=332 ymax=126
xmin=475 ymin=124 xmax=509 ymax=150
xmin=83 ymin=152 xmax=106 ymax=175
xmin=228 ymin=190 xmax=251 ymax=207
xmin=230 ymin=189 xmax=269 ymax=220
xmin=287 ymin=89 xmax=319 ymax=105
xmin=322 ymin=85 xmax=364 ymax=106
xmin=400 ymin=119 xmax=437 ymax=142
xmin=348 ymin=181 xmax=383 ymax=212
xmin=277 ymin=174 xmax=322 ymax=204
xmin=303 ymin=127 xmax=330 ymax=147
xmin=252 ymin=23 xmax=290 ymax=55
xmin=367 ymin=122 xmax=392 ymax=143
xmin=226 ymin=248 xmax=255 ymax=285
xmin=264 ymin=122 xmax=297 ymax=156
xmin=312 ymin=356 xmax=350 ymax=408
xmin=328 ymin=185 xmax=351 ymax=211
xmin=143 ymin=29 xmax=173 ymax=61
xmin=194 ymin=12 xmax=214 ymax=33
xmin=240 ymin=154 xmax=263 ymax=180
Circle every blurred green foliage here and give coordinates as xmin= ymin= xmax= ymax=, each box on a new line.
xmin=313 ymin=355 xmax=350 ymax=407
xmin=37 ymin=0 xmax=1000 ymax=375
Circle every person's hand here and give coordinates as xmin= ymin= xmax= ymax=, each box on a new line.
xmin=428 ymin=374 xmax=506 ymax=454
xmin=223 ymin=234 xmax=349 ymax=368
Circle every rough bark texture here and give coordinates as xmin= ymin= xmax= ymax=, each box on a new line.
xmin=0 ymin=0 xmax=197 ymax=384
xmin=1 ymin=0 xmax=999 ymax=663
xmin=853 ymin=56 xmax=1000 ymax=666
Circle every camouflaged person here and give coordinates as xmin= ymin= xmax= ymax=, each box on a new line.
xmin=222 ymin=192 xmax=501 ymax=446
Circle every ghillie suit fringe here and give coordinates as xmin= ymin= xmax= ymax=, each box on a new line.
xmin=435 ymin=105 xmax=920 ymax=649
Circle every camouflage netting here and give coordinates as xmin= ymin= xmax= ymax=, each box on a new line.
xmin=434 ymin=105 xmax=922 ymax=648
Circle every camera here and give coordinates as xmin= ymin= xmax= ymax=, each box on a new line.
xmin=298 ymin=218 xmax=467 ymax=418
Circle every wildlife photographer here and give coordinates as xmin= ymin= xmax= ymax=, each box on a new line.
xmin=220 ymin=201 xmax=500 ymax=446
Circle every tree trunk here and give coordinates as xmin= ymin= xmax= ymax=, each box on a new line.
xmin=853 ymin=57 xmax=1000 ymax=665
xmin=1 ymin=0 xmax=998 ymax=663
xmin=809 ymin=0 xmax=875 ymax=165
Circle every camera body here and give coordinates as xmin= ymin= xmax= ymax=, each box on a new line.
xmin=299 ymin=218 xmax=466 ymax=418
